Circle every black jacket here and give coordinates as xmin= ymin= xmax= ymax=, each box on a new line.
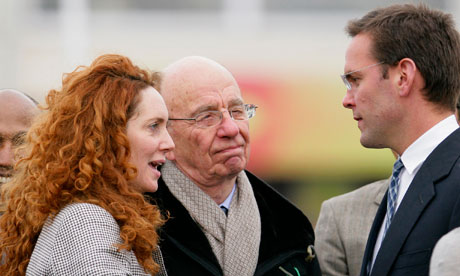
xmin=147 ymin=171 xmax=321 ymax=276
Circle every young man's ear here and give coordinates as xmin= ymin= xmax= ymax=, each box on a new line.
xmin=395 ymin=58 xmax=417 ymax=97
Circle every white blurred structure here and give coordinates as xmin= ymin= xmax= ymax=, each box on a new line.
xmin=1 ymin=0 xmax=458 ymax=219
xmin=0 ymin=0 xmax=454 ymax=101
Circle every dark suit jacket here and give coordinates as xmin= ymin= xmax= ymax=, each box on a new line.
xmin=360 ymin=128 xmax=460 ymax=276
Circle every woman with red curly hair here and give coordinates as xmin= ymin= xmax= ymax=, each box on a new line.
xmin=0 ymin=54 xmax=174 ymax=275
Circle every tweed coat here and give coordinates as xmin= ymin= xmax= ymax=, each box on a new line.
xmin=27 ymin=203 xmax=167 ymax=276
xmin=315 ymin=179 xmax=389 ymax=276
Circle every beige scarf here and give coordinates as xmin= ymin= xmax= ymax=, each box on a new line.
xmin=161 ymin=161 xmax=261 ymax=276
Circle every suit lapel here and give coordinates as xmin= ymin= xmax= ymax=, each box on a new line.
xmin=360 ymin=179 xmax=390 ymax=276
xmin=370 ymin=169 xmax=435 ymax=275
xmin=360 ymin=192 xmax=388 ymax=276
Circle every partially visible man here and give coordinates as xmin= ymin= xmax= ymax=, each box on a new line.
xmin=429 ymin=227 xmax=460 ymax=275
xmin=316 ymin=151 xmax=400 ymax=276
xmin=341 ymin=4 xmax=460 ymax=276
xmin=147 ymin=56 xmax=320 ymax=276
xmin=315 ymin=178 xmax=388 ymax=276
xmin=0 ymin=89 xmax=38 ymax=185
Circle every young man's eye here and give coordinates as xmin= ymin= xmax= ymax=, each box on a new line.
xmin=347 ymin=75 xmax=359 ymax=83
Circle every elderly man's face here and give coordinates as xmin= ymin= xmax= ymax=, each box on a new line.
xmin=0 ymin=99 xmax=33 ymax=184
xmin=166 ymin=72 xmax=250 ymax=185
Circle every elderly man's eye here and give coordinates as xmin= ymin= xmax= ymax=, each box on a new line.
xmin=197 ymin=112 xmax=217 ymax=121
xmin=12 ymin=133 xmax=26 ymax=147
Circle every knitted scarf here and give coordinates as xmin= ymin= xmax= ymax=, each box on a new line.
xmin=161 ymin=161 xmax=261 ymax=276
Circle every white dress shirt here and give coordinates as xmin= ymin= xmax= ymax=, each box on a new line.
xmin=219 ymin=182 xmax=236 ymax=211
xmin=370 ymin=115 xmax=459 ymax=271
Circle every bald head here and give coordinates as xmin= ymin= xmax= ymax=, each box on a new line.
xmin=0 ymin=89 xmax=37 ymax=117
xmin=0 ymin=89 xmax=38 ymax=184
xmin=160 ymin=56 xmax=240 ymax=116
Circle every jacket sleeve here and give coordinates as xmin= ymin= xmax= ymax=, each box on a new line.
xmin=315 ymin=200 xmax=349 ymax=276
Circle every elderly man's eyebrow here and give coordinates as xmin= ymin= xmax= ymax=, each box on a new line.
xmin=11 ymin=131 xmax=27 ymax=145
xmin=228 ymin=98 xmax=244 ymax=107
xmin=0 ymin=132 xmax=27 ymax=146
xmin=12 ymin=131 xmax=27 ymax=139
xmin=190 ymin=104 xmax=216 ymax=117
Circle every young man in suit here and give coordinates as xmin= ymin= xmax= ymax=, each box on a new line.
xmin=341 ymin=4 xmax=460 ymax=276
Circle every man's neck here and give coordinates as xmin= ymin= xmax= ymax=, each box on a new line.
xmin=394 ymin=111 xmax=454 ymax=156
xmin=391 ymin=96 xmax=454 ymax=155
xmin=200 ymin=179 xmax=236 ymax=205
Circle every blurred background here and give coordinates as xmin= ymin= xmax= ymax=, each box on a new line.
xmin=1 ymin=0 xmax=459 ymax=224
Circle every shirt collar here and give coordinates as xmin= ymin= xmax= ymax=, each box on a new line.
xmin=219 ymin=182 xmax=236 ymax=210
xmin=401 ymin=115 xmax=458 ymax=174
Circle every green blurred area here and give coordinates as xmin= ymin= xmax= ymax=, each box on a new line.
xmin=242 ymin=74 xmax=395 ymax=226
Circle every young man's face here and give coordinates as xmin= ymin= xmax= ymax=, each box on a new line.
xmin=342 ymin=33 xmax=402 ymax=149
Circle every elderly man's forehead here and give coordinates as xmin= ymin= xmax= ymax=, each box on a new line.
xmin=165 ymin=60 xmax=236 ymax=92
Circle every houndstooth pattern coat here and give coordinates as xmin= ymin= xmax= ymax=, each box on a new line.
xmin=26 ymin=203 xmax=167 ymax=276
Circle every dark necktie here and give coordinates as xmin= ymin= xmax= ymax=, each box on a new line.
xmin=220 ymin=206 xmax=228 ymax=216
xmin=383 ymin=158 xmax=404 ymax=238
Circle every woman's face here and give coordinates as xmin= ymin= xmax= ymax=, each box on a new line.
xmin=126 ymin=86 xmax=174 ymax=193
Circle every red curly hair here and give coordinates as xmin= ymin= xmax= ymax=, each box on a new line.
xmin=0 ymin=54 xmax=164 ymax=275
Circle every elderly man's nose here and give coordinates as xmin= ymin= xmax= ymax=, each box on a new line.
xmin=0 ymin=141 xmax=14 ymax=166
xmin=217 ymin=112 xmax=239 ymax=138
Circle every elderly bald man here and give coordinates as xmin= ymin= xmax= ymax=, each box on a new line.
xmin=146 ymin=56 xmax=320 ymax=276
xmin=0 ymin=89 xmax=38 ymax=185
